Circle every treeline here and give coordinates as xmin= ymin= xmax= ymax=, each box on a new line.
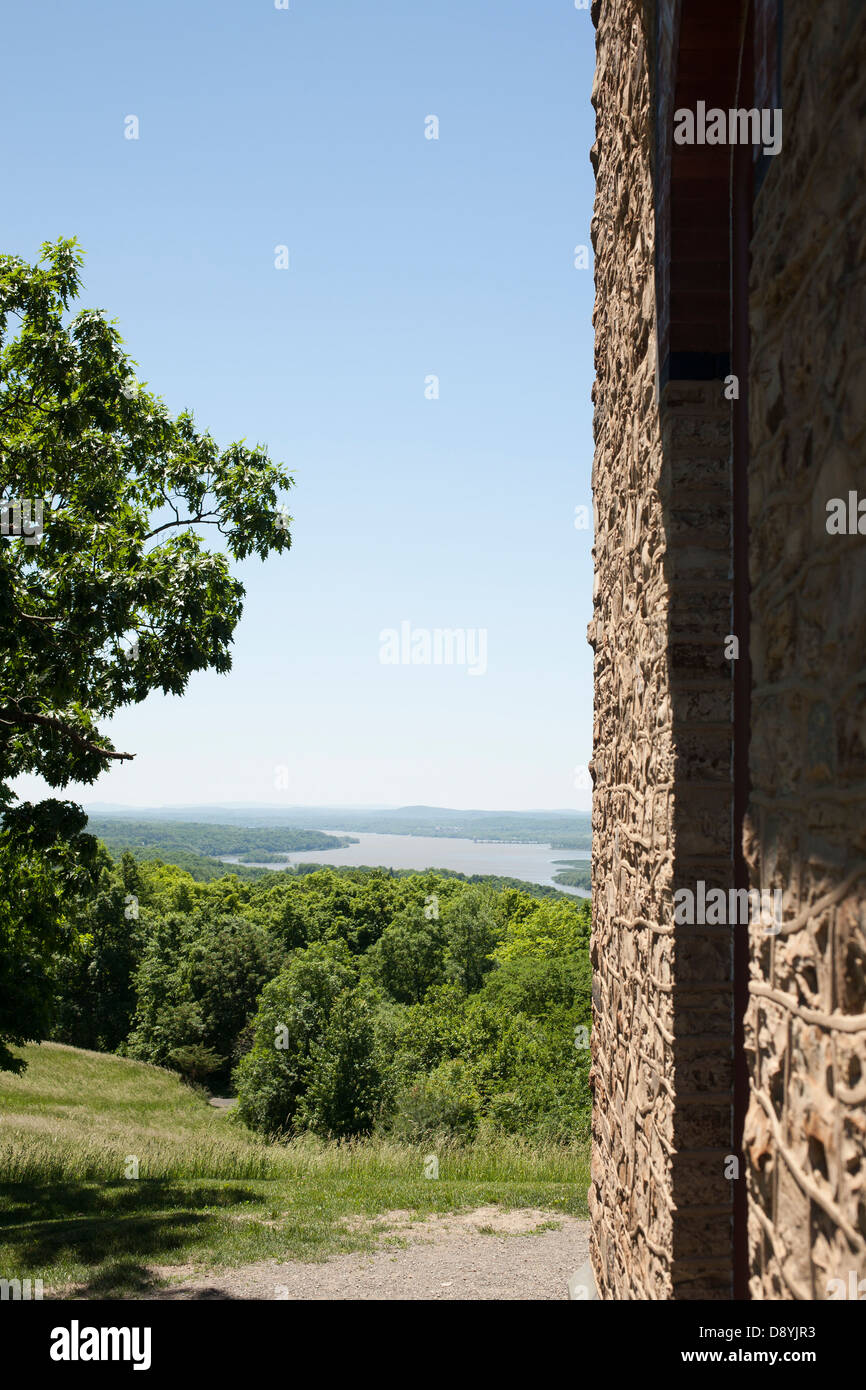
xmin=110 ymin=849 xmax=582 ymax=900
xmin=230 ymin=805 xmax=594 ymax=847
xmin=117 ymin=846 xmax=273 ymax=882
xmin=87 ymin=819 xmax=357 ymax=858
xmin=552 ymin=862 xmax=592 ymax=891
xmin=291 ymin=862 xmax=578 ymax=901
xmin=50 ymin=854 xmax=592 ymax=1144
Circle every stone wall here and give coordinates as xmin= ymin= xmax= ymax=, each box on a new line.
xmin=591 ymin=0 xmax=866 ymax=1302
xmin=587 ymin=0 xmax=669 ymax=1299
xmin=743 ymin=0 xmax=866 ymax=1300
xmin=587 ymin=0 xmax=735 ymax=1299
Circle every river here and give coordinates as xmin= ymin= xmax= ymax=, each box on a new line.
xmin=220 ymin=830 xmax=589 ymax=897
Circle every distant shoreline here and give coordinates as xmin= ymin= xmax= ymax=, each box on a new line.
xmin=218 ymin=828 xmax=590 ymax=899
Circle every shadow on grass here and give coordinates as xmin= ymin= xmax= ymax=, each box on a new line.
xmin=0 ymin=1180 xmax=260 ymax=1225
xmin=0 ymin=1182 xmax=263 ymax=1299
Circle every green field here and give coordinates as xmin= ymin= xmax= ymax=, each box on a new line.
xmin=0 ymin=1044 xmax=589 ymax=1298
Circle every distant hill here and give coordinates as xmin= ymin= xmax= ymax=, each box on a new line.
xmin=85 ymin=805 xmax=592 ymax=849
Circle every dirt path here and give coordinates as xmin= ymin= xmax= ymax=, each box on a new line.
xmin=144 ymin=1207 xmax=590 ymax=1301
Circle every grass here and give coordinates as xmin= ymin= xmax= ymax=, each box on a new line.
xmin=0 ymin=1043 xmax=589 ymax=1298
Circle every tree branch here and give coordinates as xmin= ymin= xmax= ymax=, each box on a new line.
xmin=143 ymin=514 xmax=221 ymax=540
xmin=0 ymin=702 xmax=134 ymax=761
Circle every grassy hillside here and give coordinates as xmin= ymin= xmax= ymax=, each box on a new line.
xmin=0 ymin=1043 xmax=281 ymax=1183
xmin=0 ymin=1044 xmax=589 ymax=1297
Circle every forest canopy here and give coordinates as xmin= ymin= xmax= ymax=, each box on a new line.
xmin=50 ymin=859 xmax=592 ymax=1145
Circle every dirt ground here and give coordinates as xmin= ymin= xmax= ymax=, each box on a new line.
xmin=143 ymin=1207 xmax=590 ymax=1301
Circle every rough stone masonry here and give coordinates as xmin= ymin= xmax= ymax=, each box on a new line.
xmin=588 ymin=0 xmax=866 ymax=1300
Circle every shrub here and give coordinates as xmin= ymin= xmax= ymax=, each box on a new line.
xmin=390 ymin=1058 xmax=481 ymax=1142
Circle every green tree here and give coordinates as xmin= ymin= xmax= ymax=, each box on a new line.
xmin=233 ymin=943 xmax=356 ymax=1136
xmin=127 ymin=911 xmax=279 ymax=1085
xmin=125 ymin=913 xmax=200 ymax=1064
xmin=300 ymin=987 xmax=384 ymax=1138
xmin=166 ymin=1043 xmax=225 ymax=1086
xmin=491 ymin=893 xmax=591 ymax=964
xmin=186 ymin=913 xmax=282 ymax=1078
xmin=441 ymin=886 xmax=500 ymax=993
xmin=369 ymin=903 xmax=447 ymax=1004
xmin=0 ymin=238 xmax=293 ymax=1069
xmin=52 ymin=844 xmax=143 ymax=1053
xmin=0 ymin=799 xmax=98 ymax=1071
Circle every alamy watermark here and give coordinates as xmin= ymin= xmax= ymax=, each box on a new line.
xmin=379 ymin=622 xmax=487 ymax=677
xmin=674 ymin=102 xmax=782 ymax=157
xmin=674 ymin=881 xmax=783 ymax=935
xmin=0 ymin=1277 xmax=43 ymax=1300
xmin=826 ymin=1271 xmax=866 ymax=1300
xmin=50 ymin=1323 xmax=151 ymax=1370
xmin=826 ymin=492 xmax=866 ymax=534
xmin=1 ymin=498 xmax=43 ymax=544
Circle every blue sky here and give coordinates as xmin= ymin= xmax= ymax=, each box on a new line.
xmin=6 ymin=0 xmax=596 ymax=811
